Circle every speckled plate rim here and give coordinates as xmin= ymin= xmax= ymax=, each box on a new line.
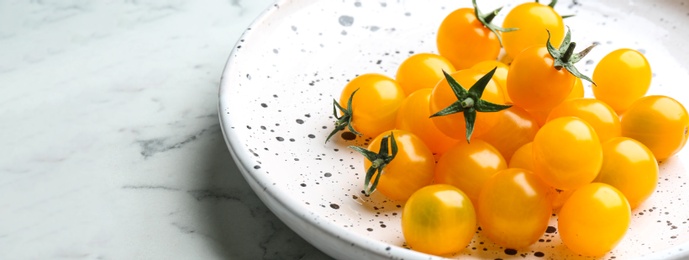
xmin=217 ymin=2 xmax=437 ymax=259
xmin=218 ymin=1 xmax=689 ymax=259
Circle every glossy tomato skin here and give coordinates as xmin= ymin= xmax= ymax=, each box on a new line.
xmin=476 ymin=106 xmax=539 ymax=162
xmin=509 ymin=142 xmax=571 ymax=211
xmin=395 ymin=88 xmax=458 ymax=158
xmin=621 ymin=95 xmax=689 ymax=161
xmin=365 ymin=130 xmax=435 ymax=201
xmin=396 ymin=53 xmax=456 ymax=96
xmin=340 ymin=74 xmax=406 ymax=138
xmin=595 ymin=137 xmax=658 ymax=209
xmin=549 ymin=188 xmax=574 ymax=212
xmin=437 ymin=8 xmax=501 ymax=70
xmin=434 ymin=139 xmax=507 ymax=205
xmin=477 ymin=168 xmax=552 ymax=249
xmin=569 ymin=77 xmax=585 ymax=100
xmin=430 ymin=69 xmax=506 ymax=140
xmin=527 ymin=78 xmax=584 ymax=127
xmin=502 ymin=2 xmax=565 ymax=59
xmin=533 ymin=117 xmax=603 ymax=190
xmin=593 ymin=48 xmax=652 ymax=114
xmin=507 ymin=46 xmax=575 ymax=111
xmin=471 ymin=60 xmax=511 ymax=103
xmin=547 ymin=98 xmax=621 ymax=142
xmin=402 ymin=184 xmax=476 ymax=255
xmin=558 ymin=183 xmax=631 ymax=256
xmin=509 ymin=142 xmax=535 ymax=171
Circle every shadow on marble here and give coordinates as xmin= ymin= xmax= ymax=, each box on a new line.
xmin=191 ymin=126 xmax=333 ymax=259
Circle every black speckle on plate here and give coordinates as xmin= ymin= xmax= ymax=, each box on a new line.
xmin=341 ymin=132 xmax=357 ymax=140
xmin=339 ymin=15 xmax=354 ymax=26
xmin=545 ymin=226 xmax=557 ymax=233
xmin=504 ymin=248 xmax=517 ymax=255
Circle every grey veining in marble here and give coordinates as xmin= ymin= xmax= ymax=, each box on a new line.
xmin=0 ymin=0 xmax=331 ymax=259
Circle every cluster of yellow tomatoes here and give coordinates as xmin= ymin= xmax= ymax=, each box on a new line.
xmin=327 ymin=0 xmax=689 ymax=257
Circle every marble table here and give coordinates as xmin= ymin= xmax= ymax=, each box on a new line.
xmin=0 ymin=0 xmax=331 ymax=259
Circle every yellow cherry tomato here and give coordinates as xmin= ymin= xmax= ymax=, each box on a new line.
xmin=510 ymin=142 xmax=570 ymax=211
xmin=507 ymin=46 xmax=575 ymax=111
xmin=477 ymin=168 xmax=552 ymax=249
xmin=476 ymin=106 xmax=539 ymax=162
xmin=533 ymin=117 xmax=602 ymax=190
xmin=526 ymin=78 xmax=585 ymax=127
xmin=569 ymin=77 xmax=585 ymax=100
xmin=547 ymin=98 xmax=621 ymax=142
xmin=593 ymin=48 xmax=652 ymax=114
xmin=429 ymin=69 xmax=506 ymax=140
xmin=509 ymin=142 xmax=535 ymax=171
xmin=402 ymin=184 xmax=476 ymax=255
xmin=437 ymin=7 xmax=501 ymax=70
xmin=363 ymin=130 xmax=435 ymax=201
xmin=434 ymin=139 xmax=507 ymax=205
xmin=396 ymin=53 xmax=456 ymax=96
xmin=621 ymin=95 xmax=689 ymax=161
xmin=558 ymin=183 xmax=631 ymax=256
xmin=526 ymin=108 xmax=551 ymax=127
xmin=339 ymin=74 xmax=406 ymax=138
xmin=595 ymin=137 xmax=658 ymax=209
xmin=471 ymin=60 xmax=511 ymax=103
xmin=549 ymin=188 xmax=574 ymax=212
xmin=502 ymin=2 xmax=565 ymax=59
xmin=395 ymin=88 xmax=458 ymax=158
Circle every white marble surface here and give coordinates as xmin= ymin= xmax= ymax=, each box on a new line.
xmin=0 ymin=0 xmax=330 ymax=259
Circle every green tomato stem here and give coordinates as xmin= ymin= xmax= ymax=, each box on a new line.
xmin=549 ymin=0 xmax=558 ymax=8
xmin=556 ymin=42 xmax=577 ymax=70
xmin=483 ymin=8 xmax=498 ymax=24
xmin=461 ymin=97 xmax=475 ymax=108
xmin=372 ymin=158 xmax=384 ymax=169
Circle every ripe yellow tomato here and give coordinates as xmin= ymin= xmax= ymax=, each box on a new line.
xmin=549 ymin=188 xmax=574 ymax=212
xmin=339 ymin=74 xmax=405 ymax=138
xmin=593 ymin=49 xmax=652 ymax=114
xmin=437 ymin=8 xmax=501 ymax=70
xmin=364 ymin=130 xmax=435 ymax=201
xmin=509 ymin=142 xmax=572 ymax=211
xmin=558 ymin=183 xmax=631 ymax=256
xmin=533 ymin=117 xmax=602 ymax=190
xmin=434 ymin=139 xmax=507 ymax=205
xmin=621 ymin=95 xmax=689 ymax=161
xmin=402 ymin=184 xmax=476 ymax=255
xmin=507 ymin=46 xmax=575 ymax=111
xmin=477 ymin=168 xmax=552 ymax=249
xmin=547 ymin=98 xmax=621 ymax=142
xmin=430 ymin=69 xmax=506 ymax=140
xmin=509 ymin=142 xmax=535 ymax=171
xmin=526 ymin=78 xmax=585 ymax=127
xmin=476 ymin=106 xmax=539 ymax=162
xmin=471 ymin=60 xmax=510 ymax=103
xmin=395 ymin=88 xmax=458 ymax=157
xmin=569 ymin=77 xmax=585 ymax=100
xmin=595 ymin=137 xmax=658 ymax=209
xmin=396 ymin=53 xmax=456 ymax=96
xmin=502 ymin=2 xmax=565 ymax=59
xmin=526 ymin=108 xmax=550 ymax=127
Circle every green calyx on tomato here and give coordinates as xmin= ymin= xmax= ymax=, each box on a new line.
xmin=349 ymin=132 xmax=398 ymax=195
xmin=472 ymin=0 xmax=517 ymax=46
xmin=546 ymin=27 xmax=597 ymax=85
xmin=327 ymin=89 xmax=361 ymax=143
xmin=430 ymin=68 xmax=512 ymax=143
xmin=535 ymin=0 xmax=575 ymax=19
xmin=535 ymin=0 xmax=558 ymax=8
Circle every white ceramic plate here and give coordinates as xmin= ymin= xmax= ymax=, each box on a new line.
xmin=219 ymin=0 xmax=689 ymax=259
